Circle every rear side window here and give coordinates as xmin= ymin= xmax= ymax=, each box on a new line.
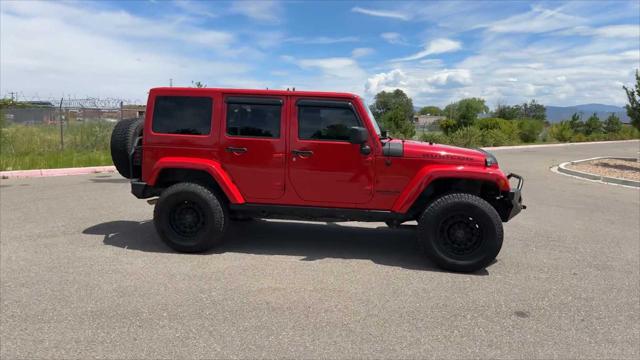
xmin=152 ymin=96 xmax=212 ymax=135
xmin=226 ymin=102 xmax=281 ymax=138
xmin=298 ymin=106 xmax=359 ymax=141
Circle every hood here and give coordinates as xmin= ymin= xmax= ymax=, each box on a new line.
xmin=390 ymin=140 xmax=486 ymax=165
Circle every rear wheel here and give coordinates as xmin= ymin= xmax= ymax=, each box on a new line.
xmin=110 ymin=118 xmax=142 ymax=179
xmin=153 ymin=182 xmax=228 ymax=252
xmin=418 ymin=193 xmax=503 ymax=272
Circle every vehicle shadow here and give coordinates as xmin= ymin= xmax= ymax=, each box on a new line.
xmin=83 ymin=220 xmax=489 ymax=274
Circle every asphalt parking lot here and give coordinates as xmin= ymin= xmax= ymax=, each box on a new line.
xmin=1 ymin=140 xmax=639 ymax=359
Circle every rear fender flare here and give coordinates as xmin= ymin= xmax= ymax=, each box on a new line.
xmin=391 ymin=165 xmax=510 ymax=213
xmin=147 ymin=157 xmax=245 ymax=204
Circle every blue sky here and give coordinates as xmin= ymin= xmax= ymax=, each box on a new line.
xmin=1 ymin=0 xmax=639 ymax=107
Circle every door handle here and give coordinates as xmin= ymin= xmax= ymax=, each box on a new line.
xmin=292 ymin=149 xmax=314 ymax=157
xmin=225 ymin=146 xmax=247 ymax=154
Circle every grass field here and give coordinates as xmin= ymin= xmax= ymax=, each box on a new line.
xmin=0 ymin=122 xmax=114 ymax=171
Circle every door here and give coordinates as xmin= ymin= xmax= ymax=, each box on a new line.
xmin=220 ymin=96 xmax=286 ymax=200
xmin=288 ymin=98 xmax=374 ymax=204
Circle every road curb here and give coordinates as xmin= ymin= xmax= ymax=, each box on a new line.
xmin=0 ymin=166 xmax=116 ymax=180
xmin=556 ymin=157 xmax=640 ymax=188
xmin=483 ymin=139 xmax=639 ymax=151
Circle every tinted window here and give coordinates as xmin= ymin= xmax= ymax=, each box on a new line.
xmin=152 ymin=96 xmax=212 ymax=135
xmin=226 ymin=103 xmax=281 ymax=138
xmin=298 ymin=106 xmax=359 ymax=141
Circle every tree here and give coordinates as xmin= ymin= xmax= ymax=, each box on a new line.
xmin=603 ymin=113 xmax=622 ymax=133
xmin=192 ymin=81 xmax=206 ymax=88
xmin=437 ymin=118 xmax=457 ymax=135
xmin=520 ymin=99 xmax=546 ymax=121
xmin=623 ymin=69 xmax=640 ymax=130
xmin=584 ymin=113 xmax=602 ymax=135
xmin=443 ymin=98 xmax=488 ymax=128
xmin=418 ymin=106 xmax=442 ymax=116
xmin=493 ymin=104 xmax=519 ymax=120
xmin=381 ymin=107 xmax=415 ymax=139
xmin=568 ymin=112 xmax=584 ymax=133
xmin=369 ymin=89 xmax=414 ymax=121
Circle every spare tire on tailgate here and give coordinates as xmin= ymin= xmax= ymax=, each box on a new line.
xmin=110 ymin=118 xmax=143 ymax=179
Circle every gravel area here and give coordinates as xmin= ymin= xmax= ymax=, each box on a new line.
xmin=568 ymin=158 xmax=640 ymax=181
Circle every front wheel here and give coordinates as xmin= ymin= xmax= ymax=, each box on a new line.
xmin=154 ymin=182 xmax=228 ymax=253
xmin=418 ymin=193 xmax=503 ymax=273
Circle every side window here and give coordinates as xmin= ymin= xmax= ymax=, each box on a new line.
xmin=152 ymin=96 xmax=212 ymax=135
xmin=298 ymin=105 xmax=359 ymax=141
xmin=226 ymin=102 xmax=281 ymax=138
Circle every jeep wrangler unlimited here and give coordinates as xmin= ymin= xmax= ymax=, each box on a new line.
xmin=110 ymin=87 xmax=524 ymax=272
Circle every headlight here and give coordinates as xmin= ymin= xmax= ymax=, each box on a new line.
xmin=484 ymin=152 xmax=498 ymax=167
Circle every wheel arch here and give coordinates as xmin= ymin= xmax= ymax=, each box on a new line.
xmin=147 ymin=158 xmax=244 ymax=204
xmin=392 ymin=166 xmax=509 ymax=217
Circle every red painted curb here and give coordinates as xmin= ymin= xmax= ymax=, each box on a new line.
xmin=1 ymin=166 xmax=116 ymax=179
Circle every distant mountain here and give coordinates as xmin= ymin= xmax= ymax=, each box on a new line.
xmin=546 ymin=104 xmax=629 ymax=123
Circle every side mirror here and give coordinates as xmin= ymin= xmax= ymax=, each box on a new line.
xmin=349 ymin=126 xmax=368 ymax=144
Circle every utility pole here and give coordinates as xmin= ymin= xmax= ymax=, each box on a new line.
xmin=169 ymin=78 xmax=173 ymax=87
xmin=59 ymin=97 xmax=64 ymax=150
xmin=120 ymin=101 xmax=123 ymax=121
xmin=8 ymin=92 xmax=15 ymax=101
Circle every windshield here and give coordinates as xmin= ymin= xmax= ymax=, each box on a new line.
xmin=361 ymin=98 xmax=381 ymax=136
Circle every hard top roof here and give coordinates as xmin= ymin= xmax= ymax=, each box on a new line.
xmin=150 ymin=87 xmax=360 ymax=99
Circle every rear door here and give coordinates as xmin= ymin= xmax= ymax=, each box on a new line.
xmin=219 ymin=96 xmax=286 ymax=200
xmin=287 ymin=98 xmax=374 ymax=204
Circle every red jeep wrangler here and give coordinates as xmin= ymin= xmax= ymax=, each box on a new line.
xmin=110 ymin=87 xmax=524 ymax=272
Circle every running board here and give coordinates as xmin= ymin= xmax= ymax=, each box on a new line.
xmin=229 ymin=204 xmax=404 ymax=222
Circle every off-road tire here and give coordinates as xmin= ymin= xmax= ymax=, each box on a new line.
xmin=110 ymin=118 xmax=143 ymax=179
xmin=418 ymin=193 xmax=503 ymax=273
xmin=154 ymin=182 xmax=228 ymax=253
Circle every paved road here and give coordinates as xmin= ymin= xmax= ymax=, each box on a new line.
xmin=1 ymin=141 xmax=639 ymax=359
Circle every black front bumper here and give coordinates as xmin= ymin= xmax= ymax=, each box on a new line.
xmin=505 ymin=173 xmax=525 ymax=220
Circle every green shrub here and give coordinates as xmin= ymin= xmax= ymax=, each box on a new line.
xmin=516 ymin=118 xmax=544 ymax=142
xmin=448 ymin=127 xmax=483 ymax=148
xmin=549 ymin=121 xmax=573 ymax=142
xmin=481 ymin=129 xmax=510 ymax=147
xmin=474 ymin=117 xmax=501 ymax=131
xmin=419 ymin=132 xmax=448 ymax=144
xmin=571 ymin=133 xmax=588 ymax=142
xmin=618 ymin=125 xmax=640 ymax=139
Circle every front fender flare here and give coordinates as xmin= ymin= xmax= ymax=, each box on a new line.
xmin=391 ymin=165 xmax=509 ymax=213
xmin=147 ymin=157 xmax=245 ymax=204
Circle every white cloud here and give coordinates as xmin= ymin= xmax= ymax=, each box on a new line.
xmin=285 ymin=36 xmax=359 ymax=45
xmin=351 ymin=6 xmax=410 ymax=21
xmin=173 ymin=0 xmax=217 ymax=18
xmin=365 ymin=68 xmax=471 ymax=99
xmin=230 ymin=0 xmax=281 ymax=23
xmin=0 ymin=1 xmax=258 ymax=101
xmin=281 ymin=56 xmax=368 ymax=94
xmin=351 ymin=48 xmax=374 ymax=58
xmin=380 ymin=32 xmax=407 ymax=45
xmin=557 ymin=24 xmax=640 ymax=38
xmin=485 ymin=5 xmax=584 ymax=34
xmin=392 ymin=38 xmax=462 ymax=62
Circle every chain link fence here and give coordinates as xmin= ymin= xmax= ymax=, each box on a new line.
xmin=0 ymin=99 xmax=145 ymax=170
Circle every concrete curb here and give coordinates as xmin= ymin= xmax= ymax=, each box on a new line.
xmin=1 ymin=166 xmax=116 ymax=180
xmin=556 ymin=157 xmax=640 ymax=188
xmin=483 ymin=139 xmax=639 ymax=151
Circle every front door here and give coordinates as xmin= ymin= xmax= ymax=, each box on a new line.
xmin=287 ymin=98 xmax=374 ymax=204
xmin=220 ymin=96 xmax=286 ymax=200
